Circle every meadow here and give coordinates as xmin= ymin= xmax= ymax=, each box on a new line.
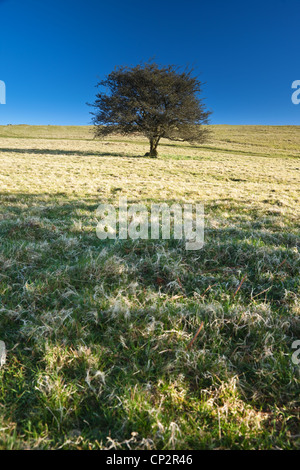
xmin=0 ymin=124 xmax=299 ymax=449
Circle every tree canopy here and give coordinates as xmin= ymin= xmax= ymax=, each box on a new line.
xmin=90 ymin=62 xmax=211 ymax=157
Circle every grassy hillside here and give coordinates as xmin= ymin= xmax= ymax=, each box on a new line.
xmin=0 ymin=125 xmax=299 ymax=449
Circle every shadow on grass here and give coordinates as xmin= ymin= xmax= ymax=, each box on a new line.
xmin=0 ymin=147 xmax=149 ymax=158
xmin=0 ymin=192 xmax=298 ymax=293
xmin=0 ymin=191 xmax=299 ymax=447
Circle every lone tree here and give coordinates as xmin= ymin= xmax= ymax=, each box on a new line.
xmin=90 ymin=62 xmax=211 ymax=157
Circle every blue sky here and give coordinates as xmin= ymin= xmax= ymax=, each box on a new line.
xmin=0 ymin=0 xmax=299 ymax=125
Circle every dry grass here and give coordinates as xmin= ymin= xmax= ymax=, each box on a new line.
xmin=0 ymin=124 xmax=299 ymax=449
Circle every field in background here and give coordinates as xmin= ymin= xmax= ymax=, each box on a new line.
xmin=0 ymin=125 xmax=299 ymax=449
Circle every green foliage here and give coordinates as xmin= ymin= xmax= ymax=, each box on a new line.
xmin=90 ymin=62 xmax=211 ymax=157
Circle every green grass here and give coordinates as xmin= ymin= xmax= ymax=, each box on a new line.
xmin=0 ymin=125 xmax=299 ymax=449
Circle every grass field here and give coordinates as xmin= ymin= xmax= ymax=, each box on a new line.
xmin=0 ymin=124 xmax=299 ymax=449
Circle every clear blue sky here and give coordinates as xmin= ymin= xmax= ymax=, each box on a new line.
xmin=0 ymin=0 xmax=299 ymax=125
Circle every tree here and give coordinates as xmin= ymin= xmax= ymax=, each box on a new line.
xmin=90 ymin=62 xmax=211 ymax=157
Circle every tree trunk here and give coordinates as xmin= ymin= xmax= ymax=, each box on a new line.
xmin=145 ymin=137 xmax=160 ymax=157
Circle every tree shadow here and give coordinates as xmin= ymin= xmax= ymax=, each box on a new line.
xmin=0 ymin=147 xmax=148 ymax=158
